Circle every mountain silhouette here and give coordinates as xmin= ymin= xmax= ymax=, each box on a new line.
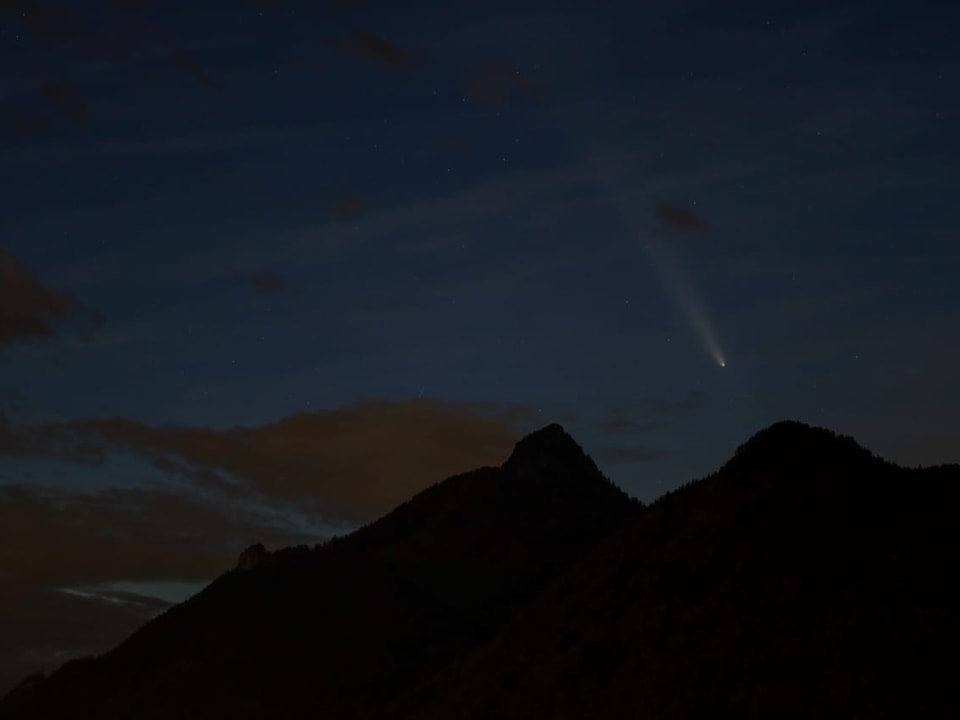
xmin=391 ymin=422 xmax=960 ymax=719
xmin=2 ymin=421 xmax=957 ymax=719
xmin=0 ymin=424 xmax=637 ymax=719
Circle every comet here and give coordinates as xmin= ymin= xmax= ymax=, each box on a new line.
xmin=555 ymin=76 xmax=727 ymax=370
xmin=641 ymin=233 xmax=728 ymax=370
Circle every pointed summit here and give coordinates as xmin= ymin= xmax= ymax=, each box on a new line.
xmin=500 ymin=423 xmax=622 ymax=503
xmin=505 ymin=423 xmax=591 ymax=469
xmin=235 ymin=542 xmax=269 ymax=571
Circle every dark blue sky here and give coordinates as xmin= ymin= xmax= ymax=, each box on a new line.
xmin=1 ymin=0 xmax=958 ymax=689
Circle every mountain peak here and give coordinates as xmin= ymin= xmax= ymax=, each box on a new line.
xmin=505 ymin=423 xmax=587 ymax=467
xmin=500 ymin=423 xmax=614 ymax=495
xmin=235 ymin=542 xmax=270 ymax=571
xmin=728 ymin=420 xmax=881 ymax=474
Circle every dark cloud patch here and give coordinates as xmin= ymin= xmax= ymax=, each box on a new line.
xmin=108 ymin=0 xmax=219 ymax=91
xmin=62 ymin=399 xmax=535 ymax=523
xmin=150 ymin=35 xmax=217 ymax=91
xmin=0 ymin=409 xmax=106 ymax=465
xmin=7 ymin=0 xmax=212 ymax=113
xmin=322 ymin=193 xmax=368 ymax=219
xmin=607 ymin=445 xmax=671 ymax=463
xmin=1 ymin=405 xmax=111 ymax=467
xmin=0 ymin=249 xmax=99 ymax=354
xmin=597 ymin=391 xmax=707 ymax=437
xmin=242 ymin=0 xmax=285 ymax=9
xmin=0 ymin=0 xmax=62 ymax=38
xmin=597 ymin=417 xmax=669 ymax=435
xmin=40 ymin=84 xmax=87 ymax=122
xmin=654 ymin=203 xmax=709 ymax=232
xmin=248 ymin=186 xmax=290 ymax=210
xmin=594 ymin=420 xmax=669 ymax=463
xmin=442 ymin=135 xmax=470 ymax=155
xmin=0 ymin=106 xmax=54 ymax=141
xmin=650 ymin=389 xmax=709 ymax=417
xmin=248 ymin=0 xmax=368 ymax=9
xmin=466 ymin=59 xmax=551 ymax=110
xmin=287 ymin=52 xmax=327 ymax=77
xmin=345 ymin=31 xmax=418 ymax=73
xmin=593 ymin=390 xmax=709 ymax=465
xmin=240 ymin=271 xmax=289 ymax=297
xmin=1 ymin=1 xmax=132 ymax=72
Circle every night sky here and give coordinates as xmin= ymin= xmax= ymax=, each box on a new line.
xmin=1 ymin=0 xmax=958 ymax=691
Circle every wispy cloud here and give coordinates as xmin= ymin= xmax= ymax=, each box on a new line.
xmin=606 ymin=445 xmax=671 ymax=463
xmin=597 ymin=417 xmax=669 ymax=435
xmin=344 ymin=31 xmax=419 ymax=72
xmin=1 ymin=398 xmax=537 ymax=523
xmin=650 ymin=389 xmax=709 ymax=417
xmin=588 ymin=389 xmax=711 ymax=466
xmin=5 ymin=127 xmax=318 ymax=169
xmin=109 ymin=0 xmax=219 ymax=91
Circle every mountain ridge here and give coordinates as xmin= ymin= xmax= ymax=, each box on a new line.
xmin=393 ymin=421 xmax=959 ymax=720
xmin=2 ymin=420 xmax=957 ymax=719
xmin=0 ymin=423 xmax=638 ymax=719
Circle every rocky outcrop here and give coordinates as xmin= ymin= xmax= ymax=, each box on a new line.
xmin=235 ymin=542 xmax=269 ymax=571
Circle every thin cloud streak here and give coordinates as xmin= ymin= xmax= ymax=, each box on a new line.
xmin=6 ymin=126 xmax=327 ymax=169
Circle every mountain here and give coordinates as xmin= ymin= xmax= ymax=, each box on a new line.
xmin=392 ymin=422 xmax=960 ymax=719
xmin=0 ymin=423 xmax=638 ymax=719
xmin=3 ymin=421 xmax=958 ymax=719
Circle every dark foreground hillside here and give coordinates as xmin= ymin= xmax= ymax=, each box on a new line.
xmin=2 ymin=422 xmax=958 ymax=719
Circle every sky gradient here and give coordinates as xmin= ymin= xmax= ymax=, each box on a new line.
xmin=1 ymin=0 xmax=958 ymax=693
